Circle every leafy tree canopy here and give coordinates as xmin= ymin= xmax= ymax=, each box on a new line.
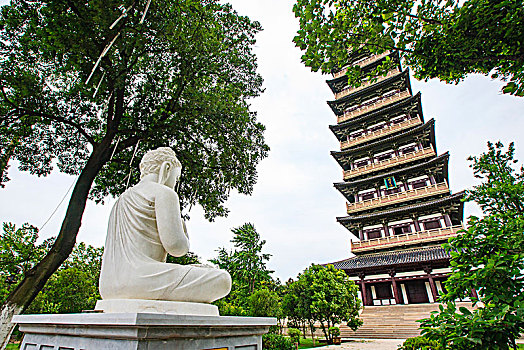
xmin=0 ymin=223 xmax=102 ymax=314
xmin=0 ymin=0 xmax=268 ymax=219
xmin=421 ymin=142 xmax=524 ymax=349
xmin=293 ymin=0 xmax=524 ymax=96
xmin=284 ymin=264 xmax=362 ymax=343
xmin=210 ymin=223 xmax=277 ymax=315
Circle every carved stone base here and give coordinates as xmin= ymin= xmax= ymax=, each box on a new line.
xmin=13 ymin=313 xmax=276 ymax=350
xmin=95 ymin=299 xmax=219 ymax=316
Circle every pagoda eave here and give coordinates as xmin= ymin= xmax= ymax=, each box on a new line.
xmin=327 ymin=69 xmax=412 ymax=116
xmin=334 ymin=153 xmax=450 ymax=199
xmin=326 ymin=53 xmax=401 ymax=94
xmin=336 ymin=192 xmax=465 ymax=233
xmin=328 ymin=246 xmax=451 ymax=275
xmin=331 ymin=119 xmax=436 ymax=171
xmin=329 ymin=93 xmax=423 ymax=141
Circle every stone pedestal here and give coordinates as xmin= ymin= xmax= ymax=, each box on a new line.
xmin=13 ymin=313 xmax=276 ymax=350
xmin=94 ymin=299 xmax=219 ymax=316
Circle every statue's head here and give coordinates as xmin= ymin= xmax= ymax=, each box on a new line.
xmin=139 ymin=147 xmax=182 ymax=188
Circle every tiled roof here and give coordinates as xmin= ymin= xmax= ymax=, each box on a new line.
xmin=330 ymin=246 xmax=450 ymax=270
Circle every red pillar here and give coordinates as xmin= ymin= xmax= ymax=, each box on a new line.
xmin=424 ymin=267 xmax=439 ymax=302
xmin=389 ymin=270 xmax=402 ymax=304
xmin=359 ymin=274 xmax=368 ymax=306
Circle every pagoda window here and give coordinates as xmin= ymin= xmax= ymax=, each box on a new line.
xmin=350 ymin=130 xmax=364 ymax=139
xmin=368 ymin=122 xmax=386 ymax=132
xmin=423 ymin=219 xmax=442 ymax=230
xmin=361 ymin=192 xmax=375 ymax=201
xmin=400 ymin=145 xmax=417 ymax=154
xmin=411 ymin=179 xmax=428 ymax=189
xmin=385 ymin=187 xmax=401 ymax=195
xmin=366 ymin=229 xmax=382 ymax=240
xmin=393 ymin=225 xmax=411 ymax=236
xmin=355 ymin=159 xmax=370 ymax=168
xmin=390 ymin=116 xmax=405 ymax=124
xmin=376 ymin=152 xmax=393 ymax=162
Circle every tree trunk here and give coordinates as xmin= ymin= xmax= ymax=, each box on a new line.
xmin=309 ymin=321 xmax=315 ymax=346
xmin=0 ymin=140 xmax=113 ymax=350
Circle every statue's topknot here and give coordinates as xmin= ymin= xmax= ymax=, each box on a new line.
xmin=139 ymin=147 xmax=181 ymax=179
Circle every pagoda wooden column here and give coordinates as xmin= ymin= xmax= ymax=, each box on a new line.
xmin=389 ymin=270 xmax=402 ymax=304
xmin=424 ymin=266 xmax=438 ymax=302
xmin=375 ymin=182 xmax=382 ymax=197
xmin=382 ymin=221 xmax=390 ymax=237
xmin=359 ymin=273 xmax=368 ymax=306
xmin=412 ymin=215 xmax=421 ymax=232
xmin=428 ymin=172 xmax=437 ymax=185
xmin=392 ymin=142 xmax=399 ymax=157
xmin=442 ymin=212 xmax=452 ymax=227
xmin=368 ymin=151 xmax=375 ymax=165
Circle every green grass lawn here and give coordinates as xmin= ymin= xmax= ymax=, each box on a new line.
xmin=6 ymin=344 xmax=19 ymax=350
xmin=297 ymin=338 xmax=326 ymax=349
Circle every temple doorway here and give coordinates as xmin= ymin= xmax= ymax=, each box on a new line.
xmin=405 ymin=280 xmax=429 ymax=304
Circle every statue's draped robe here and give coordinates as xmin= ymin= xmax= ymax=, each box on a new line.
xmin=99 ymin=186 xmax=230 ymax=303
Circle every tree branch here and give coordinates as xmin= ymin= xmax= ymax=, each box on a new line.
xmin=13 ymin=108 xmax=96 ymax=145
xmin=407 ymin=13 xmax=443 ymax=25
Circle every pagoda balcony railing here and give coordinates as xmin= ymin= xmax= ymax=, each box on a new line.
xmin=346 ymin=181 xmax=449 ymax=213
xmin=340 ymin=117 xmax=422 ymax=150
xmin=333 ymin=51 xmax=391 ymax=79
xmin=335 ymin=68 xmax=400 ymax=100
xmin=343 ymin=146 xmax=436 ymax=180
xmin=338 ymin=90 xmax=411 ymax=124
xmin=351 ymin=225 xmax=464 ymax=253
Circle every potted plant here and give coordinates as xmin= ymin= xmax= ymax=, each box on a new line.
xmin=329 ymin=326 xmax=341 ymax=345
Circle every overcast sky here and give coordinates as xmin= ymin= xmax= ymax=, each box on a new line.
xmin=0 ymin=0 xmax=523 ymax=281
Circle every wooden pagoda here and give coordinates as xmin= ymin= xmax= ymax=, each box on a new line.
xmin=327 ymin=51 xmax=465 ymax=307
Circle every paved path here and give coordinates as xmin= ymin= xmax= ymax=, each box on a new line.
xmin=317 ymin=339 xmax=404 ymax=350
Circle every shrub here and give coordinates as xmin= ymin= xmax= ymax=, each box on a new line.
xmin=398 ymin=336 xmax=441 ymax=350
xmin=262 ymin=333 xmax=294 ymax=350
xmin=329 ymin=326 xmax=340 ymax=337
xmin=287 ymin=328 xmax=301 ymax=344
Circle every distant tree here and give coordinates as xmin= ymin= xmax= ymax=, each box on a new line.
xmin=0 ymin=0 xmax=268 ymax=344
xmin=286 ymin=265 xmax=362 ymax=344
xmin=62 ymin=242 xmax=103 ymax=281
xmin=0 ymin=224 xmax=53 ymax=305
xmin=248 ymin=288 xmax=281 ymax=317
xmin=421 ymin=142 xmax=524 ymax=349
xmin=210 ymin=223 xmax=275 ymax=313
xmin=27 ymin=267 xmax=99 ymax=314
xmin=282 ymin=279 xmax=310 ymax=339
xmin=0 ymin=223 xmax=102 ymax=315
xmin=293 ymin=0 xmax=524 ymax=96
xmin=167 ymin=252 xmax=201 ymax=265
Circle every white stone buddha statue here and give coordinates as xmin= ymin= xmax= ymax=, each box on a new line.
xmin=96 ymin=147 xmax=231 ymax=314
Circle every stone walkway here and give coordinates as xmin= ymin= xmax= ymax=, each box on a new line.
xmin=317 ymin=339 xmax=404 ymax=350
